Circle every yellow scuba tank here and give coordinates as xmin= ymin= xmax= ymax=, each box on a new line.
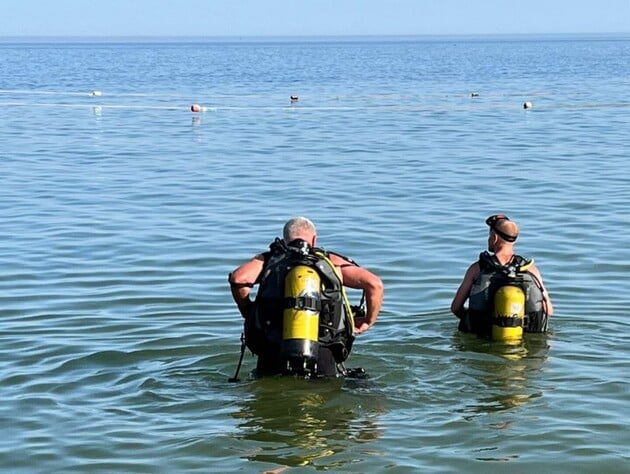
xmin=281 ymin=265 xmax=321 ymax=373
xmin=492 ymin=285 xmax=525 ymax=343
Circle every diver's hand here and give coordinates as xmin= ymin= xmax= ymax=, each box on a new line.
xmin=354 ymin=318 xmax=372 ymax=334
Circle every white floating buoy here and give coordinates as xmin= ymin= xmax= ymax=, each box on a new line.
xmin=91 ymin=90 xmax=102 ymax=97
xmin=190 ymin=104 xmax=207 ymax=113
xmin=523 ymin=101 xmax=533 ymax=109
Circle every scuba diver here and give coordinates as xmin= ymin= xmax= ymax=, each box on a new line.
xmin=228 ymin=217 xmax=384 ymax=379
xmin=451 ymin=214 xmax=554 ymax=341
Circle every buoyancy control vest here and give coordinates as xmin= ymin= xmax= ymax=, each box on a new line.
xmin=244 ymin=238 xmax=356 ymax=375
xmin=466 ymin=251 xmax=548 ymax=338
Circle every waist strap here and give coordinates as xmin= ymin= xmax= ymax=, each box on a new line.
xmin=491 ymin=316 xmax=524 ymax=328
xmin=284 ymin=296 xmax=321 ymax=312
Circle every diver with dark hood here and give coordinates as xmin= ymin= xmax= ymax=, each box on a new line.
xmin=228 ymin=217 xmax=383 ymax=378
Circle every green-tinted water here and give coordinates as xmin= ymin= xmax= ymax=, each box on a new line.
xmin=1 ymin=36 xmax=629 ymax=472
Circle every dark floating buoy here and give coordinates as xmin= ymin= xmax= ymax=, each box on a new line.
xmin=523 ymin=101 xmax=533 ymax=109
xmin=471 ymin=92 xmax=480 ymax=98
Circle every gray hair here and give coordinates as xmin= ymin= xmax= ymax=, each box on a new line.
xmin=283 ymin=217 xmax=316 ymax=242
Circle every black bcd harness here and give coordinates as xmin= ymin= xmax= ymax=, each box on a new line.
xmin=464 ymin=251 xmax=548 ymax=336
xmin=230 ymin=238 xmax=364 ymax=380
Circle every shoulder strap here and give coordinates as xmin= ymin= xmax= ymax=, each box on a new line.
xmin=478 ymin=251 xmax=500 ymax=271
xmin=510 ymin=254 xmax=534 ymax=273
xmin=268 ymin=237 xmax=288 ymax=254
xmin=326 ymin=250 xmax=360 ymax=267
xmin=479 ymin=251 xmax=534 ymax=274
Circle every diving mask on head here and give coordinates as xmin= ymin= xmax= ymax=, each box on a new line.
xmin=485 ymin=214 xmax=517 ymax=243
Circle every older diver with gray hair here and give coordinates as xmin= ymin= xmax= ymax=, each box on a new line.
xmin=229 ymin=216 xmax=383 ymax=378
xmin=283 ymin=216 xmax=317 ymax=244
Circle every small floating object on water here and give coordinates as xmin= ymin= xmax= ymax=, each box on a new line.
xmin=471 ymin=92 xmax=480 ymax=97
xmin=290 ymin=95 xmax=299 ymax=103
xmin=91 ymin=90 xmax=102 ymax=97
xmin=190 ymin=103 xmax=207 ymax=113
xmin=523 ymin=101 xmax=533 ymax=109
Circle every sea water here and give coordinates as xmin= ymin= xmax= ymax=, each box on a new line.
xmin=1 ymin=35 xmax=629 ymax=473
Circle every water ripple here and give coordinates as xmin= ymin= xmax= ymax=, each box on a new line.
xmin=2 ymin=37 xmax=630 ymax=473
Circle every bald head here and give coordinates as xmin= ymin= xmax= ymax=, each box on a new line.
xmin=494 ymin=219 xmax=519 ymax=243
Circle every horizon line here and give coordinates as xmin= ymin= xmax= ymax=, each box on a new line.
xmin=1 ymin=31 xmax=628 ymax=40
xmin=0 ymin=31 xmax=630 ymax=42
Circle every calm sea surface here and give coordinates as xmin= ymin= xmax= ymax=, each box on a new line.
xmin=1 ymin=35 xmax=629 ymax=473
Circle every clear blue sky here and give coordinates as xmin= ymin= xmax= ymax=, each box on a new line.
xmin=2 ymin=0 xmax=629 ymax=37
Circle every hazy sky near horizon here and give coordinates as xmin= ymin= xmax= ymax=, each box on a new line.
xmin=2 ymin=0 xmax=629 ymax=37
